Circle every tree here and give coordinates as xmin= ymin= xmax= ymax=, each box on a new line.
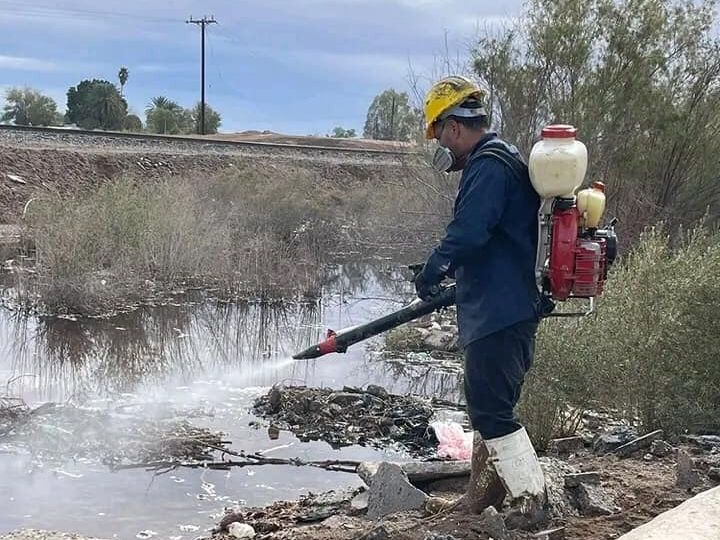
xmin=330 ymin=126 xmax=356 ymax=138
xmin=118 ymin=67 xmax=129 ymax=97
xmin=122 ymin=114 xmax=142 ymax=132
xmin=2 ymin=87 xmax=59 ymax=126
xmin=145 ymin=96 xmax=190 ymax=134
xmin=363 ymin=89 xmax=420 ymax=141
xmin=66 ymin=79 xmax=127 ymax=130
xmin=189 ymin=102 xmax=222 ymax=134
xmin=471 ymin=0 xmax=720 ymax=240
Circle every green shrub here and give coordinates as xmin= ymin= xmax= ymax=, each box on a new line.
xmin=520 ymin=225 xmax=720 ymax=447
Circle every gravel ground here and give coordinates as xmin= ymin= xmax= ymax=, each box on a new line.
xmin=0 ymin=128 xmax=413 ymax=167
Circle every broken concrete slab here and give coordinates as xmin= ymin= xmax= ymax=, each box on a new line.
xmin=593 ymin=426 xmax=637 ymax=454
xmin=357 ymin=460 xmax=471 ymax=487
xmin=366 ymin=462 xmax=429 ymax=519
xmin=617 ymin=485 xmax=720 ymax=539
xmin=547 ymin=436 xmax=585 ymax=455
xmin=573 ymin=483 xmax=619 ymax=516
xmin=614 ymin=430 xmax=663 ymax=458
xmin=564 ymin=471 xmax=600 ymax=488
xmin=539 ymin=457 xmax=581 ymax=519
xmin=476 ymin=506 xmax=509 ymax=540
xmin=676 ymin=450 xmax=703 ymax=489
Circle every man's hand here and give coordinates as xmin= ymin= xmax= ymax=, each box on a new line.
xmin=413 ymin=269 xmax=440 ymax=302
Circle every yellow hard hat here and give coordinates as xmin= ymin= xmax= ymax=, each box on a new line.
xmin=424 ymin=76 xmax=486 ymax=139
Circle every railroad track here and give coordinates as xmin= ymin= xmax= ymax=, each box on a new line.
xmin=0 ymin=124 xmax=418 ymax=157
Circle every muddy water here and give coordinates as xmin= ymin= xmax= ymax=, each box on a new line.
xmin=0 ymin=264 xmax=462 ymax=539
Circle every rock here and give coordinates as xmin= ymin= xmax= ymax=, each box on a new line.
xmin=351 ymin=490 xmax=369 ymax=511
xmin=680 ymin=434 xmax=720 ymax=450
xmin=676 ymin=450 xmax=703 ymax=489
xmin=268 ymin=387 xmax=282 ymax=413
xmin=573 ymin=483 xmax=619 ymax=516
xmin=227 ymin=522 xmax=255 ymax=539
xmin=424 ymin=496 xmax=455 ymax=515
xmin=592 ymin=426 xmax=637 ymax=454
xmin=708 ymin=468 xmax=720 ymax=482
xmin=424 ymin=534 xmax=459 ymax=540
xmin=423 ymin=330 xmax=456 ymax=351
xmin=548 ymin=436 xmax=585 ymax=456
xmin=216 ymin=512 xmax=243 ymax=532
xmin=366 ymin=462 xmax=429 ymax=519
xmin=365 ymin=384 xmax=389 ymax=400
xmin=564 ymin=471 xmax=600 ymax=488
xmin=538 ymin=457 xmax=581 ymax=519
xmin=477 ymin=506 xmax=509 ymax=540
xmin=614 ymin=430 xmax=663 ymax=458
xmin=364 ymin=525 xmax=390 ymax=540
xmin=643 ymin=453 xmax=654 ymax=462
xmin=357 ymin=462 xmax=380 ymax=486
xmin=533 ymin=528 xmax=566 ymax=540
xmin=321 ymin=515 xmax=356 ymax=529
xmin=650 ymin=440 xmax=674 ymax=457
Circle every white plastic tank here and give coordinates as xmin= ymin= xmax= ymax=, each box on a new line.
xmin=529 ymin=124 xmax=588 ymax=199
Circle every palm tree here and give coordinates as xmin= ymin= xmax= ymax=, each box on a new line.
xmin=146 ymin=96 xmax=185 ymax=134
xmin=118 ymin=67 xmax=129 ymax=97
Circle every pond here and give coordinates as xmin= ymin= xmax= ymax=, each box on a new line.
xmin=0 ymin=263 xmax=462 ymax=540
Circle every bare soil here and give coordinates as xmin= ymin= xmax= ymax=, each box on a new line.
xmin=210 ymin=445 xmax=719 ymax=540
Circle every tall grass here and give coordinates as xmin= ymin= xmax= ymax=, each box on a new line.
xmin=13 ymin=160 xmax=447 ymax=315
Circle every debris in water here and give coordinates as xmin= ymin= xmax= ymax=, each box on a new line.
xmin=253 ymin=385 xmax=448 ymax=456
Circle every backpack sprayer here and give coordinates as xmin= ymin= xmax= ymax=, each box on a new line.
xmin=293 ymin=124 xmax=617 ymax=360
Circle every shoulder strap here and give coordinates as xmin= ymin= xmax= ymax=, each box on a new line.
xmin=468 ymin=145 xmax=527 ymax=184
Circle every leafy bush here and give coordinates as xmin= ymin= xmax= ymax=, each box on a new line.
xmin=519 ymin=225 xmax=720 ymax=447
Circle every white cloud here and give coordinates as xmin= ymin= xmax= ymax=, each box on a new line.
xmin=0 ymin=55 xmax=62 ymax=72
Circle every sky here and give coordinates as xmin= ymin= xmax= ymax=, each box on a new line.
xmin=0 ymin=0 xmax=523 ymax=135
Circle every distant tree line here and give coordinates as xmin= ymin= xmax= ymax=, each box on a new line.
xmin=1 ymin=66 xmax=222 ymax=135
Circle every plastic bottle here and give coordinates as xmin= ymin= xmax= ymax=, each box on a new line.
xmin=529 ymin=124 xmax=588 ymax=199
xmin=583 ymin=181 xmax=606 ymax=229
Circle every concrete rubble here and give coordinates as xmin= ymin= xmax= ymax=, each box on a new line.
xmin=366 ymin=462 xmax=429 ymax=519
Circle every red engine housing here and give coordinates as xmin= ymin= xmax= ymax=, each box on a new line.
xmin=548 ymin=203 xmax=607 ymax=301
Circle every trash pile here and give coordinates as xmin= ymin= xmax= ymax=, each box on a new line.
xmin=253 ymin=385 xmax=444 ymax=456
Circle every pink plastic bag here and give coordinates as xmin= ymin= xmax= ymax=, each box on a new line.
xmin=431 ymin=421 xmax=473 ymax=460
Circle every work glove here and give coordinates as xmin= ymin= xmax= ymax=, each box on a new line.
xmin=413 ymin=267 xmax=441 ymax=302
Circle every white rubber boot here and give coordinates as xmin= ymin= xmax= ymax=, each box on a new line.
xmin=484 ymin=427 xmax=547 ymax=528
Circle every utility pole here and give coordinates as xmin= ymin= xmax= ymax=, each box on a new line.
xmin=389 ymin=94 xmax=396 ymax=140
xmin=186 ymin=15 xmax=217 ymax=135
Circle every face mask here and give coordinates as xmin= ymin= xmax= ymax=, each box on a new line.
xmin=432 ymin=146 xmax=455 ymax=173
xmin=432 ymin=146 xmax=468 ymax=173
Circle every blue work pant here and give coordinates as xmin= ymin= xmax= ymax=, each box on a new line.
xmin=463 ymin=319 xmax=538 ymax=439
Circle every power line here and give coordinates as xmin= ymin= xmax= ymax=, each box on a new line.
xmin=0 ymin=1 xmax=179 ymax=24
xmin=186 ymin=16 xmax=218 ymax=135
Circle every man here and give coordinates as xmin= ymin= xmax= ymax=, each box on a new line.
xmin=415 ymin=76 xmax=546 ymax=523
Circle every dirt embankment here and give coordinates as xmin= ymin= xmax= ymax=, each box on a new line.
xmin=0 ymin=130 xmax=429 ymax=223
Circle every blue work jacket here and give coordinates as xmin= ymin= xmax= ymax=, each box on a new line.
xmin=421 ymin=133 xmax=542 ymax=348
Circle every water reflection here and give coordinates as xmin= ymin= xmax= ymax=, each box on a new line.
xmin=0 ymin=263 xmax=465 ymax=538
xmin=0 ymin=263 xmax=456 ymax=404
